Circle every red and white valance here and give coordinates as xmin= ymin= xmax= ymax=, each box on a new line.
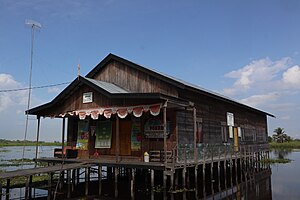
xmin=56 ymin=103 xmax=162 ymax=120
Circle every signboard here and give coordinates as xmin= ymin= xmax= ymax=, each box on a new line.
xmin=76 ymin=120 xmax=89 ymax=150
xmin=95 ymin=121 xmax=112 ymax=148
xmin=131 ymin=118 xmax=141 ymax=151
xmin=144 ymin=118 xmax=170 ymax=138
xmin=227 ymin=112 xmax=234 ymax=127
xmin=83 ymin=92 xmax=93 ymax=103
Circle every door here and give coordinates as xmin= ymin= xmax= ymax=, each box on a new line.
xmin=119 ymin=119 xmax=131 ymax=156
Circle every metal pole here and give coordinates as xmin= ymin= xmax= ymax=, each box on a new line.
xmin=22 ymin=23 xmax=37 ymax=164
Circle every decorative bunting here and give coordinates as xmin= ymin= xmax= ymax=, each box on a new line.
xmin=133 ymin=107 xmax=143 ymax=118
xmin=53 ymin=103 xmax=162 ymax=120
xmin=117 ymin=108 xmax=128 ymax=119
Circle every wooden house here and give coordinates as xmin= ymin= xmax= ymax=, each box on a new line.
xmin=27 ymin=53 xmax=273 ymax=163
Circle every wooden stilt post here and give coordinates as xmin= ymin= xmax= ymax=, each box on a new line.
xmin=0 ymin=181 xmax=2 ymax=199
xmin=211 ymin=148 xmax=214 ymax=195
xmin=59 ymin=170 xmax=64 ymax=190
xmin=235 ymin=150 xmax=238 ymax=185
xmin=218 ymin=147 xmax=221 ymax=192
xmin=71 ymin=169 xmax=75 ymax=192
xmin=98 ymin=165 xmax=102 ymax=196
xmin=29 ymin=175 xmax=32 ymax=199
xmin=131 ymin=168 xmax=135 ymax=200
xmin=47 ymin=173 xmax=52 ymax=200
xmin=170 ymin=170 xmax=174 ymax=192
xmin=195 ymin=166 xmax=198 ymax=199
xmin=67 ymin=170 xmax=71 ymax=198
xmin=182 ymin=167 xmax=186 ymax=190
xmin=34 ymin=116 xmax=41 ymax=167
xmin=6 ymin=179 xmax=10 ymax=200
xmin=25 ymin=176 xmax=29 ymax=200
xmin=203 ymin=149 xmax=206 ymax=198
xmin=115 ymin=167 xmax=119 ymax=198
xmin=230 ymin=146 xmax=233 ymax=187
xmin=239 ymin=147 xmax=243 ymax=182
xmin=164 ymin=174 xmax=168 ymax=200
xmin=151 ymin=169 xmax=154 ymax=200
xmin=224 ymin=145 xmax=227 ymax=190
xmin=85 ymin=167 xmax=89 ymax=196
xmin=151 ymin=169 xmax=154 ymax=189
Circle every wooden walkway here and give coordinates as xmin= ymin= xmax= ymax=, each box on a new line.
xmin=0 ymin=162 xmax=92 ymax=180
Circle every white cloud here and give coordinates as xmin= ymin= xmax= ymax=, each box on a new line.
xmin=223 ymin=57 xmax=291 ymax=95
xmin=282 ymin=65 xmax=300 ymax=89
xmin=0 ymin=74 xmax=28 ymax=112
xmin=240 ymin=92 xmax=279 ymax=107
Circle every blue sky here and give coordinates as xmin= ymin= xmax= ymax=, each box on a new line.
xmin=0 ymin=0 xmax=300 ymax=141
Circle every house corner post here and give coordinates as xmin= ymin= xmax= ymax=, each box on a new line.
xmin=163 ymin=101 xmax=168 ymax=166
xmin=34 ymin=116 xmax=41 ymax=167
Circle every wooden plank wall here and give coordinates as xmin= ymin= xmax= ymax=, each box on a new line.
xmin=94 ymin=60 xmax=179 ymax=97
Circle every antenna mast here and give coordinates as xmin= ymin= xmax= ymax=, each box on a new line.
xmin=22 ymin=20 xmax=41 ymax=164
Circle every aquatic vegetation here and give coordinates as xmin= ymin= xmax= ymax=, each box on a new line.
xmin=269 ymin=141 xmax=300 ymax=149
xmin=261 ymin=158 xmax=291 ymax=164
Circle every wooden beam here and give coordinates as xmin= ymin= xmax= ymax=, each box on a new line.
xmin=34 ymin=116 xmax=41 ymax=168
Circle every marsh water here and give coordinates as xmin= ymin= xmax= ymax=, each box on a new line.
xmin=0 ymin=146 xmax=300 ymax=199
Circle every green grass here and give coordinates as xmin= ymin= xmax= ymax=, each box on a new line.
xmin=269 ymin=141 xmax=300 ymax=149
xmin=0 ymin=139 xmax=61 ymax=147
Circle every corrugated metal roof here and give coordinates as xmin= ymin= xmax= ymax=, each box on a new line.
xmin=84 ymin=77 xmax=129 ymax=93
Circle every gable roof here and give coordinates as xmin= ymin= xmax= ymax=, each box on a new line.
xmin=27 ymin=76 xmax=191 ymax=115
xmin=86 ymin=53 xmax=275 ymax=117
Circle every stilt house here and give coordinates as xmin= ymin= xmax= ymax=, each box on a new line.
xmin=27 ymin=53 xmax=273 ymax=163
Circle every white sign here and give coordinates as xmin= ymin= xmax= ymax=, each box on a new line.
xmin=227 ymin=112 xmax=234 ymax=126
xmin=83 ymin=92 xmax=93 ymax=103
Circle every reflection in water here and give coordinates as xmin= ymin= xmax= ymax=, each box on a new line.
xmin=272 ymin=148 xmax=292 ymax=159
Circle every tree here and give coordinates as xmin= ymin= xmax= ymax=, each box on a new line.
xmin=272 ymin=127 xmax=292 ymax=143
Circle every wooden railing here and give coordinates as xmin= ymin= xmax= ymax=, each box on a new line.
xmin=149 ymin=143 xmax=269 ymax=164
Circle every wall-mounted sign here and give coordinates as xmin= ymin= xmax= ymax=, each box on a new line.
xmin=83 ymin=92 xmax=93 ymax=103
xmin=144 ymin=118 xmax=170 ymax=138
xmin=227 ymin=112 xmax=234 ymax=127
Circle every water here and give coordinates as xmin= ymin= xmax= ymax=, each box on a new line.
xmin=1 ymin=146 xmax=300 ymax=199
xmin=270 ymin=149 xmax=300 ymax=200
